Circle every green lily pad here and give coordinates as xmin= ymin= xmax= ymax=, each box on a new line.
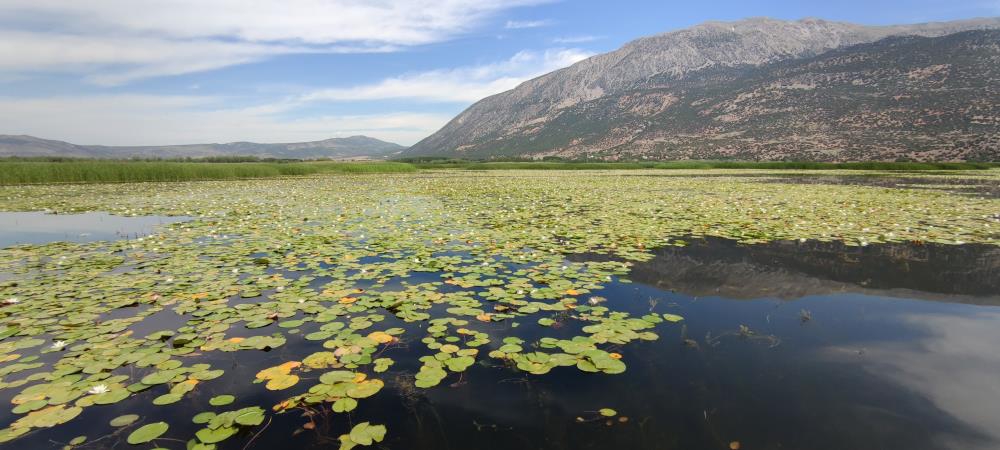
xmin=92 ymin=389 xmax=131 ymax=405
xmin=445 ymin=356 xmax=475 ymax=372
xmin=209 ymin=395 xmax=235 ymax=406
xmin=332 ymin=397 xmax=358 ymax=413
xmin=233 ymin=407 xmax=266 ymax=426
xmin=127 ymin=422 xmax=169 ymax=444
xmin=152 ymin=393 xmax=183 ymax=405
xmin=110 ymin=414 xmax=140 ymax=427
xmin=192 ymin=412 xmax=216 ymax=424
xmin=196 ymin=425 xmax=237 ymax=444
xmin=348 ymin=422 xmax=387 ymax=446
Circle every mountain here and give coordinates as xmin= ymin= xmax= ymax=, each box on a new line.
xmin=404 ymin=17 xmax=1000 ymax=161
xmin=0 ymin=135 xmax=406 ymax=160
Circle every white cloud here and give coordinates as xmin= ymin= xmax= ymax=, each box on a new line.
xmin=552 ymin=35 xmax=602 ymax=44
xmin=0 ymin=31 xmax=383 ymax=86
xmin=0 ymin=0 xmax=551 ymax=84
xmin=0 ymin=46 xmax=591 ymax=146
xmin=301 ymin=48 xmax=593 ymax=103
xmin=505 ymin=19 xmax=554 ymax=29
xmin=0 ymin=95 xmax=451 ymax=146
xmin=0 ymin=0 xmax=548 ymax=45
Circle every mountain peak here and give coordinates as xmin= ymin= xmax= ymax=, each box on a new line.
xmin=404 ymin=17 xmax=1000 ymax=162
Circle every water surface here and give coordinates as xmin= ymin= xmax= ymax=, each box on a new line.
xmin=6 ymin=237 xmax=999 ymax=450
xmin=0 ymin=211 xmax=190 ymax=248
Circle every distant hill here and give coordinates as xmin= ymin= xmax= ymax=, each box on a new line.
xmin=404 ymin=17 xmax=1000 ymax=161
xmin=0 ymin=135 xmax=407 ymax=160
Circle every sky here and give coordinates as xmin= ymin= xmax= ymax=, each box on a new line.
xmin=0 ymin=0 xmax=997 ymax=146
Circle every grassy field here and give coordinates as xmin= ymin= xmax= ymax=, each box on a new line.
xmin=1 ymin=159 xmax=996 ymax=184
xmin=0 ymin=160 xmax=416 ymax=184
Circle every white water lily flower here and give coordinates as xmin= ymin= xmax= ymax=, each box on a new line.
xmin=88 ymin=384 xmax=109 ymax=395
xmin=51 ymin=340 xmax=67 ymax=350
xmin=4 ymin=297 xmax=19 ymax=305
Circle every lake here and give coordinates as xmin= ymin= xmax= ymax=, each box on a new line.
xmin=0 ymin=170 xmax=997 ymax=450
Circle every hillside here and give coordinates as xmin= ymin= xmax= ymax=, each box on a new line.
xmin=0 ymin=135 xmax=406 ymax=160
xmin=404 ymin=17 xmax=1000 ymax=161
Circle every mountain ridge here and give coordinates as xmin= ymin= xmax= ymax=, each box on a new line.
xmin=404 ymin=17 xmax=1000 ymax=161
xmin=0 ymin=135 xmax=406 ymax=160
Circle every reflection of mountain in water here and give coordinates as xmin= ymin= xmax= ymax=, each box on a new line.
xmin=623 ymin=237 xmax=1000 ymax=301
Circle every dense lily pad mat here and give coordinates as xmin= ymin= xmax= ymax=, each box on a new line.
xmin=0 ymin=170 xmax=997 ymax=448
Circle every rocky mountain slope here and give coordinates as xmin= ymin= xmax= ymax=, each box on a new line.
xmin=404 ymin=17 xmax=1000 ymax=161
xmin=0 ymin=135 xmax=406 ymax=160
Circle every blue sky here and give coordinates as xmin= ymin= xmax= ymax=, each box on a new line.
xmin=0 ymin=0 xmax=997 ymax=146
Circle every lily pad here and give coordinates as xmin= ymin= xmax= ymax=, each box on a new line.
xmin=126 ymin=422 xmax=169 ymax=444
xmin=348 ymin=422 xmax=387 ymax=446
xmin=209 ymin=395 xmax=235 ymax=406
xmin=662 ymin=314 xmax=684 ymax=323
xmin=110 ymin=414 xmax=140 ymax=427
xmin=196 ymin=425 xmax=237 ymax=444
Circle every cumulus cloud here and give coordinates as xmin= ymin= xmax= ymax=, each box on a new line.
xmin=0 ymin=0 xmax=550 ymax=84
xmin=301 ymin=48 xmax=593 ymax=103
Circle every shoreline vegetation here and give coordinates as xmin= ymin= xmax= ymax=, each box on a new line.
xmin=0 ymin=161 xmax=417 ymax=185
xmin=1 ymin=157 xmax=997 ymax=185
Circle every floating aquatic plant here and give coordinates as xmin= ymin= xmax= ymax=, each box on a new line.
xmin=0 ymin=169 xmax=996 ymax=446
